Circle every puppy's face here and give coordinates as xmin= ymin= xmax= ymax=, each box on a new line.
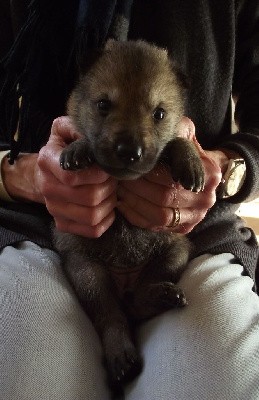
xmin=68 ymin=40 xmax=186 ymax=180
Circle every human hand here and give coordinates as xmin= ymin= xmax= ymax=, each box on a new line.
xmin=1 ymin=151 xmax=45 ymax=203
xmin=37 ymin=116 xmax=117 ymax=237
xmin=117 ymin=117 xmax=223 ymax=234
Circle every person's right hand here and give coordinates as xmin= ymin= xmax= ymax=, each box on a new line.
xmin=37 ymin=116 xmax=117 ymax=238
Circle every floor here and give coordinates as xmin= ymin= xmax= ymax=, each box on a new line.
xmin=237 ymin=198 xmax=259 ymax=240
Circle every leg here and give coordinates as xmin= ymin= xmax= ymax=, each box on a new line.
xmin=125 ymin=253 xmax=259 ymax=400
xmin=167 ymin=137 xmax=205 ymax=192
xmin=60 ymin=137 xmax=93 ymax=170
xmin=62 ymin=252 xmax=142 ymax=390
xmin=126 ymin=236 xmax=190 ymax=320
xmin=0 ymin=241 xmax=111 ymax=400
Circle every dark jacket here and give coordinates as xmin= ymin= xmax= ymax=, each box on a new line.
xmin=0 ymin=0 xmax=259 ymax=290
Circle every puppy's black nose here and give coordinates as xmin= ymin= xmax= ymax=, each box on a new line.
xmin=115 ymin=140 xmax=143 ymax=163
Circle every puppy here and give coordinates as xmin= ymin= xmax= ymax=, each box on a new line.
xmin=53 ymin=40 xmax=204 ymax=391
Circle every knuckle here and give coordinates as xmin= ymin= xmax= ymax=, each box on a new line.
xmin=159 ymin=207 xmax=172 ymax=226
xmin=159 ymin=188 xmax=175 ymax=208
xmin=203 ymin=191 xmax=217 ymax=209
xmin=59 ymin=171 xmax=78 ymax=187
xmin=86 ymin=186 xmax=105 ymax=206
xmin=40 ymin=181 xmax=53 ymax=197
xmin=54 ymin=219 xmax=67 ymax=233
xmin=87 ymin=208 xmax=102 ymax=227
xmin=84 ymin=191 xmax=97 ymax=207
xmin=90 ymin=226 xmax=105 ymax=238
xmin=45 ymin=202 xmax=58 ymax=217
xmin=37 ymin=146 xmax=48 ymax=168
xmin=195 ymin=209 xmax=207 ymax=222
xmin=208 ymin=171 xmax=222 ymax=188
xmin=52 ymin=116 xmax=63 ymax=132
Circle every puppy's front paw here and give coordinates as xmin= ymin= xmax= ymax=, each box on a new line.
xmin=168 ymin=138 xmax=205 ymax=192
xmin=172 ymin=155 xmax=205 ymax=192
xmin=60 ymin=140 xmax=93 ymax=170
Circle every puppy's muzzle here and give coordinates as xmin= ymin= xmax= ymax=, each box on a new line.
xmin=114 ymin=137 xmax=143 ymax=165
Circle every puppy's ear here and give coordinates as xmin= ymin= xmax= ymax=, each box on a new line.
xmin=77 ymin=48 xmax=103 ymax=76
xmin=171 ymin=63 xmax=190 ymax=91
xmin=176 ymin=69 xmax=190 ymax=90
xmin=162 ymin=48 xmax=189 ymax=91
xmin=78 ymin=39 xmax=120 ymax=76
xmin=104 ymin=38 xmax=117 ymax=50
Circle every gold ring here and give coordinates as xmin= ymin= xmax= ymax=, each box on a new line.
xmin=168 ymin=207 xmax=181 ymax=228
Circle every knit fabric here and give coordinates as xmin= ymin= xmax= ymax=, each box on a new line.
xmin=0 ymin=0 xmax=133 ymax=162
xmin=1 ymin=242 xmax=259 ymax=399
xmin=126 ymin=252 xmax=259 ymax=400
xmin=0 ymin=0 xmax=258 ymax=290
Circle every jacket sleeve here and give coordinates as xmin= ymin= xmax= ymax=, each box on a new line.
xmin=0 ymin=0 xmax=30 ymax=150
xmin=220 ymin=0 xmax=259 ymax=203
xmin=0 ymin=0 xmax=13 ymax=150
xmin=0 ymin=0 xmax=13 ymax=61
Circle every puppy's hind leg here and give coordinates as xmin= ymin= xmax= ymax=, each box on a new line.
xmin=62 ymin=252 xmax=142 ymax=390
xmin=125 ymin=235 xmax=191 ymax=320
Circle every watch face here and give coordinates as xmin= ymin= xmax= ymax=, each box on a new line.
xmin=224 ymin=160 xmax=246 ymax=197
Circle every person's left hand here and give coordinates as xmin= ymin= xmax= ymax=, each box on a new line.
xmin=117 ymin=117 xmax=224 ymax=234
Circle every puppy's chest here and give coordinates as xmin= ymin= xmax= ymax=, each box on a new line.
xmin=83 ymin=213 xmax=161 ymax=269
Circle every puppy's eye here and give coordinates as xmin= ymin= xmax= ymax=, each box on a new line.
xmin=97 ymin=99 xmax=111 ymax=115
xmin=153 ymin=107 xmax=165 ymax=121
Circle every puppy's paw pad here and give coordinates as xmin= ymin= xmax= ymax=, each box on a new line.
xmin=106 ymin=343 xmax=142 ymax=389
xmin=172 ymin=160 xmax=205 ymax=192
xmin=60 ymin=147 xmax=93 ymax=170
xmin=158 ymin=282 xmax=187 ymax=308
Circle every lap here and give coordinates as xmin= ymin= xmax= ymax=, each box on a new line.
xmin=126 ymin=253 xmax=259 ymax=400
xmin=1 ymin=242 xmax=259 ymax=400
xmin=0 ymin=241 xmax=110 ymax=400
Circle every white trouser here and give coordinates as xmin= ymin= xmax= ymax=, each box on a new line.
xmin=1 ymin=241 xmax=259 ymax=400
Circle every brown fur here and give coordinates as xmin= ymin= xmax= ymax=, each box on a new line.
xmin=54 ymin=40 xmax=204 ymax=393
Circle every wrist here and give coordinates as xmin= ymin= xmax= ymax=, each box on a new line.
xmin=2 ymin=152 xmax=45 ymax=203
xmin=206 ymin=148 xmax=243 ymax=173
xmin=209 ymin=149 xmax=240 ymax=175
xmin=215 ymin=149 xmax=246 ymax=199
xmin=217 ymin=149 xmax=243 ymax=173
xmin=0 ymin=151 xmax=15 ymax=201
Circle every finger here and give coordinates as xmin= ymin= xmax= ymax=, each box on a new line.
xmin=118 ymin=195 xmax=207 ymax=232
xmin=158 ymin=207 xmax=207 ymax=233
xmin=38 ymin=117 xmax=111 ymax=186
xmin=46 ymin=192 xmax=117 ymax=227
xmin=143 ymin=163 xmax=175 ymax=186
xmin=202 ymin=156 xmax=222 ymax=189
xmin=176 ymin=116 xmax=196 ymax=140
xmin=55 ymin=211 xmax=115 ymax=239
xmin=176 ymin=183 xmax=218 ymax=210
xmin=117 ymin=201 xmax=154 ymax=229
xmin=119 ymin=178 xmax=178 ymax=208
xmin=120 ymin=176 xmax=217 ymax=211
xmin=38 ymin=145 xmax=111 ymax=186
xmin=41 ymin=172 xmax=117 ymax=207
xmin=49 ymin=116 xmax=82 ymax=145
xmin=117 ymin=185 xmax=175 ymax=226
xmin=117 ymin=202 xmax=197 ymax=233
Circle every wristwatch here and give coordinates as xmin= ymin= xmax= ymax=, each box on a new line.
xmin=217 ymin=157 xmax=246 ymax=199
